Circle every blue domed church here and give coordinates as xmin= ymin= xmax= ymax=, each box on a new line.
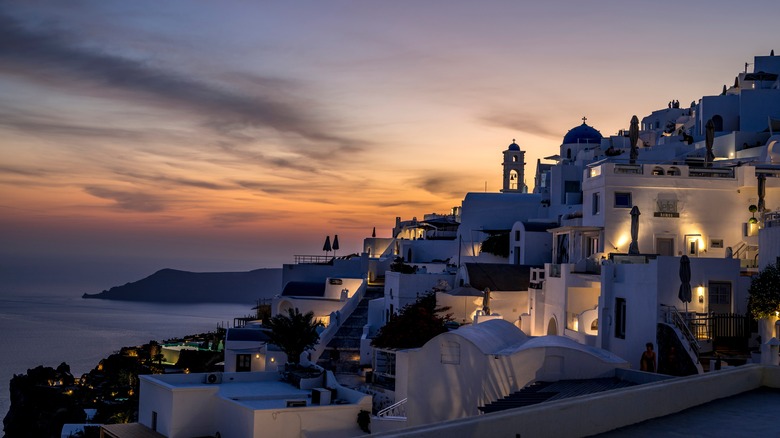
xmin=560 ymin=118 xmax=603 ymax=162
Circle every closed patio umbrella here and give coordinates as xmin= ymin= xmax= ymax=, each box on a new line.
xmin=758 ymin=173 xmax=766 ymax=214
xmin=705 ymin=119 xmax=715 ymax=167
xmin=322 ymin=235 xmax=332 ymax=256
xmin=678 ymin=255 xmax=692 ymax=314
xmin=629 ymin=115 xmax=639 ymax=165
xmin=628 ymin=206 xmax=641 ymax=255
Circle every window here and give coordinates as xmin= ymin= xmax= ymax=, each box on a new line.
xmin=515 ymin=230 xmax=520 ymax=241
xmin=711 ymin=239 xmax=724 ymax=249
xmin=592 ymin=192 xmax=601 ymax=215
xmin=586 ymin=236 xmax=599 ymax=257
xmin=441 ymin=341 xmax=460 ymax=364
xmin=652 ymin=167 xmax=665 ymax=175
xmin=152 ymin=411 xmax=158 ymax=431
xmin=614 ymin=192 xmax=632 ymax=208
xmin=614 ymin=298 xmax=626 ymax=339
xmin=709 ymin=281 xmax=732 ymax=313
xmin=236 ymin=354 xmax=251 ymax=372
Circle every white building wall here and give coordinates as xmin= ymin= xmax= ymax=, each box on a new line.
xmin=383 ymin=271 xmax=455 ymax=316
xmin=697 ymin=94 xmax=739 ymax=135
xmin=583 ymin=163 xmax=766 ymax=260
xmin=281 ymin=257 xmax=366 ymax=285
xmin=397 ymin=239 xmax=457 ymax=264
xmin=740 ymin=89 xmax=780 ymax=133
xmin=759 ymin=225 xmax=780 ymax=269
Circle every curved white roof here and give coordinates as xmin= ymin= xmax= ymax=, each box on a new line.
xmin=499 ymin=334 xmax=626 ymax=364
xmin=446 ymin=319 xmax=528 ymax=355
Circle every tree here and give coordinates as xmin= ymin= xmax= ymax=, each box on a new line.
xmin=372 ymin=292 xmax=451 ymax=349
xmin=266 ymin=308 xmax=322 ymax=365
xmin=747 ymin=262 xmax=780 ymax=319
xmin=480 ymin=232 xmax=510 ymax=258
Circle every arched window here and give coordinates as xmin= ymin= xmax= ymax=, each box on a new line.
xmin=667 ymin=166 xmax=680 ymax=176
xmin=652 ymin=167 xmax=665 ymax=176
xmin=711 ymin=115 xmax=724 ymax=131
xmin=509 ymin=170 xmax=518 ymax=190
xmin=547 ymin=317 xmax=558 ymax=335
xmin=567 ymin=148 xmax=572 ymax=159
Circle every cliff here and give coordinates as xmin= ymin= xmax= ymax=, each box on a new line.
xmin=82 ymin=268 xmax=281 ymax=304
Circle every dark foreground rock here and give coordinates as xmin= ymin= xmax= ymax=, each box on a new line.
xmin=3 ymin=333 xmax=224 ymax=438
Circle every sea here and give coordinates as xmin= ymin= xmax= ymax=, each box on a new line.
xmin=0 ymin=293 xmax=253 ymax=421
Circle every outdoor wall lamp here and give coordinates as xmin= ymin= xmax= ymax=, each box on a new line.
xmin=697 ymin=284 xmax=705 ymax=303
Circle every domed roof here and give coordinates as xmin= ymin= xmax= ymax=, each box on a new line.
xmin=563 ymin=122 xmax=603 ymax=145
xmin=508 ymin=139 xmax=520 ymax=151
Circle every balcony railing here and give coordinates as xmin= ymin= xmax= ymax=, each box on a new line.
xmin=688 ymin=168 xmax=734 ymax=178
xmin=293 ymin=255 xmax=333 ymax=264
xmin=765 ymin=211 xmax=780 ymax=228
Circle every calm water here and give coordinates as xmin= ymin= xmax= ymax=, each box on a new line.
xmin=0 ymin=294 xmax=253 ymax=420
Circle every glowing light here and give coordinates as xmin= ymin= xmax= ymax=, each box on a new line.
xmin=255 ymin=353 xmax=260 ymax=359
xmin=615 ymin=234 xmax=630 ymax=250
xmin=270 ymin=357 xmax=276 ymax=363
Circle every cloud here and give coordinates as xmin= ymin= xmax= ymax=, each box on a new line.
xmin=0 ymin=164 xmax=48 ymax=177
xmin=209 ymin=211 xmax=271 ymax=227
xmin=84 ymin=186 xmax=167 ymax=212
xmin=480 ymin=110 xmax=562 ymax=140
xmin=0 ymin=108 xmax=146 ymax=141
xmin=111 ymin=169 xmax=235 ymax=191
xmin=0 ymin=11 xmax=365 ymax=159
xmin=407 ymin=172 xmax=475 ymax=198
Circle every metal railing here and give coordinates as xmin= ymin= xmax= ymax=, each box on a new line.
xmin=377 ymin=398 xmax=407 ymax=419
xmin=663 ymin=305 xmax=700 ymax=359
xmin=293 ymin=255 xmax=333 ymax=264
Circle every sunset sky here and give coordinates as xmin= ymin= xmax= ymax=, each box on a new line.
xmin=1 ymin=1 xmax=777 ymax=294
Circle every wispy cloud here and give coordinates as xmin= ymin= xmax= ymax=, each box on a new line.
xmin=407 ymin=172 xmax=476 ymax=198
xmin=111 ymin=169 xmax=235 ymax=191
xmin=0 ymin=108 xmax=146 ymax=141
xmin=84 ymin=186 xmax=167 ymax=212
xmin=480 ymin=110 xmax=561 ymax=140
xmin=209 ymin=211 xmax=274 ymax=227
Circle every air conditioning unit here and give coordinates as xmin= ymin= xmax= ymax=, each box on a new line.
xmin=311 ymin=388 xmax=331 ymax=405
xmin=204 ymin=373 xmax=222 ymax=384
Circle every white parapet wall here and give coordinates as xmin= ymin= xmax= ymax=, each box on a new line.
xmin=373 ymin=365 xmax=780 ymax=438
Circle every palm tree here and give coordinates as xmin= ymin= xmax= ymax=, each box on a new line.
xmin=266 ymin=308 xmax=322 ymax=365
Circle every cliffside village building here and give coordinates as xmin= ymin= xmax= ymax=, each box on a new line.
xmin=113 ymin=51 xmax=780 ymax=438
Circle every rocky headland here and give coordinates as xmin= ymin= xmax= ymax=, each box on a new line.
xmin=82 ymin=268 xmax=281 ymax=304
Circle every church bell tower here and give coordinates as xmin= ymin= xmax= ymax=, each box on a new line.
xmin=501 ymin=139 xmax=526 ymax=193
